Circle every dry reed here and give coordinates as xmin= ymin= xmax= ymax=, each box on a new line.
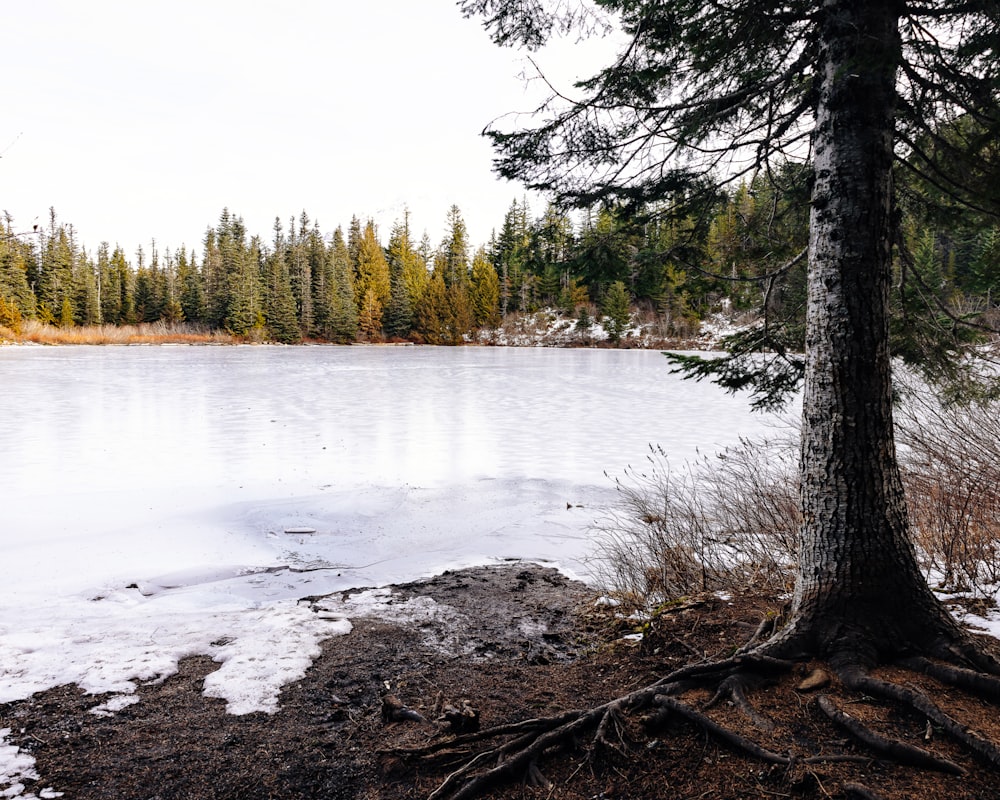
xmin=8 ymin=320 xmax=237 ymax=346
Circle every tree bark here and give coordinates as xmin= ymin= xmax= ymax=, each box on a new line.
xmin=776 ymin=0 xmax=961 ymax=666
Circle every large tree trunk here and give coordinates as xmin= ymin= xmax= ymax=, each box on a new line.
xmin=778 ymin=0 xmax=960 ymax=667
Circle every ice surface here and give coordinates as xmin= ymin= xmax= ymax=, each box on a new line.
xmin=0 ymin=345 xmax=789 ymax=796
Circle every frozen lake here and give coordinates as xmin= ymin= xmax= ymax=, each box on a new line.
xmin=1 ymin=345 xmax=780 ymax=596
xmin=0 ymin=345 xmax=783 ymax=727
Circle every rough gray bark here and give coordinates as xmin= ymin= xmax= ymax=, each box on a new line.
xmin=775 ymin=0 xmax=962 ymax=666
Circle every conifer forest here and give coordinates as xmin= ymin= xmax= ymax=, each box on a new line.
xmin=2 ymin=176 xmax=999 ymax=351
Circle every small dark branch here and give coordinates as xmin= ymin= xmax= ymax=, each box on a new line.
xmin=429 ymin=707 xmax=604 ymax=800
xmin=842 ymin=668 xmax=1000 ymax=770
xmin=736 ymin=614 xmax=778 ymax=655
xmin=842 ymin=782 xmax=890 ymax=800
xmin=816 ymin=695 xmax=966 ymax=774
xmin=428 ymin=747 xmax=509 ymax=800
xmin=651 ymin=694 xmax=791 ymax=765
xmin=901 ymin=656 xmax=1000 ymax=702
xmin=593 ymin=702 xmax=628 ymax=756
xmin=392 ymin=708 xmax=586 ymax=757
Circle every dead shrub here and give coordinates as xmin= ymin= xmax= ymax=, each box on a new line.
xmin=897 ymin=385 xmax=1000 ymax=594
xmin=591 ymin=437 xmax=800 ymax=609
xmin=594 ymin=382 xmax=1000 ymax=609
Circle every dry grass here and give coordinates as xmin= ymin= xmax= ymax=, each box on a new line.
xmin=6 ymin=320 xmax=237 ymax=346
xmin=591 ymin=437 xmax=800 ymax=608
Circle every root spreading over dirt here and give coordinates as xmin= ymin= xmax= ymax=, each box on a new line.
xmin=3 ymin=565 xmax=1000 ymax=799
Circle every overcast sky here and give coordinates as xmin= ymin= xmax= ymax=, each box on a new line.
xmin=1 ymin=0 xmax=607 ymax=257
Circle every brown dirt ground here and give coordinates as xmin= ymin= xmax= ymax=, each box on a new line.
xmin=3 ymin=564 xmax=1000 ymax=800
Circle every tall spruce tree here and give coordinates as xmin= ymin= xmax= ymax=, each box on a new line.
xmin=328 ymin=227 xmax=359 ymax=343
xmin=384 ymin=214 xmax=419 ymax=339
xmin=469 ymin=247 xmax=501 ymax=329
xmin=0 ymin=216 xmax=37 ymax=320
xmin=493 ymin=198 xmax=531 ymax=315
xmin=264 ymin=219 xmax=301 ymax=343
xmin=308 ymin=219 xmax=336 ymax=338
xmin=354 ymin=220 xmax=391 ymax=338
xmin=175 ymin=246 xmax=204 ymax=325
xmin=287 ymin=213 xmax=314 ymax=335
xmin=442 ymin=1 xmax=1000 ymax=794
xmin=440 ymin=204 xmax=471 ymax=287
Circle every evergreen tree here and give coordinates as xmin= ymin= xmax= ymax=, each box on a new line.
xmin=263 ymin=219 xmax=301 ymax=343
xmin=328 ymin=227 xmax=359 ymax=343
xmin=439 ymin=205 xmax=470 ymax=287
xmin=175 ymin=246 xmax=204 ymax=325
xmin=601 ymin=280 xmax=631 ymax=343
xmin=493 ymin=198 xmax=531 ymax=316
xmin=469 ymin=247 xmax=501 ymax=328
xmin=37 ymin=210 xmax=77 ymax=325
xmin=444 ymin=282 xmax=474 ymax=344
xmin=382 ymin=277 xmax=413 ymax=340
xmin=415 ymin=271 xmax=448 ymax=344
xmin=287 ymin=213 xmax=314 ymax=335
xmin=354 ymin=220 xmax=390 ymax=333
xmin=346 ymin=215 xmax=363 ymax=270
xmin=456 ymin=2 xmax=1000 ymax=787
xmin=201 ymin=225 xmax=225 ymax=328
xmin=308 ymin=219 xmax=335 ymax=338
xmin=112 ymin=247 xmax=135 ymax=324
xmin=225 ymin=235 xmax=264 ymax=336
xmin=0 ymin=215 xmax=38 ymax=319
xmin=384 ymin=213 xmax=420 ymax=338
xmin=133 ymin=264 xmax=156 ymax=324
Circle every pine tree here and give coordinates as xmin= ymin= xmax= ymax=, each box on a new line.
xmin=308 ymin=219 xmax=335 ymax=338
xmin=440 ymin=205 xmax=470 ymax=287
xmin=469 ymin=247 xmax=501 ymax=328
xmin=601 ymin=280 xmax=631 ymax=343
xmin=0 ymin=215 xmax=38 ymax=320
xmin=444 ymin=282 xmax=474 ymax=344
xmin=37 ymin=210 xmax=77 ymax=326
xmin=328 ymin=227 xmax=359 ymax=343
xmin=453 ymin=3 xmax=1000 ymax=789
xmin=263 ymin=219 xmax=301 ymax=343
xmin=354 ymin=220 xmax=390 ymax=334
xmin=201 ymin=224 xmax=225 ymax=328
xmin=384 ymin=212 xmax=428 ymax=339
xmin=287 ymin=213 xmax=314 ymax=335
xmin=415 ymin=271 xmax=448 ymax=344
xmin=176 ymin=246 xmax=204 ymax=325
xmin=493 ymin=198 xmax=531 ymax=315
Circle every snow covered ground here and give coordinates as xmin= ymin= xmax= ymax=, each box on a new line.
xmin=0 ymin=344 xmax=787 ymax=796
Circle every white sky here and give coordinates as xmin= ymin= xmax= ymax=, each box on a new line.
xmin=0 ymin=0 xmax=606 ymax=256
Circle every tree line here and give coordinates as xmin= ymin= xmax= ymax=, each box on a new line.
xmin=2 ymin=180 xmax=998 ymax=346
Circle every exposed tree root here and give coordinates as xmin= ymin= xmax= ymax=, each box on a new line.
xmin=901 ymin=655 xmax=1000 ymax=701
xmin=815 ymin=694 xmax=965 ymax=774
xmin=703 ymin=673 xmax=776 ymax=732
xmin=391 ymin=626 xmax=1000 ymax=799
xmin=839 ymin=665 xmax=1000 ymax=770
